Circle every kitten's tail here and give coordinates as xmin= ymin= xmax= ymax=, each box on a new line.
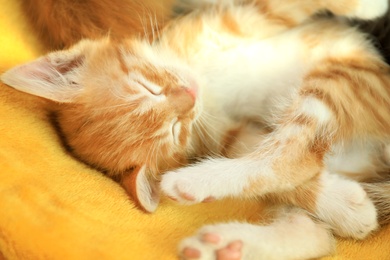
xmin=363 ymin=179 xmax=390 ymax=225
xmin=21 ymin=0 xmax=174 ymax=50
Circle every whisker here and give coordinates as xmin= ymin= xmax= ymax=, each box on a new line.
xmin=149 ymin=13 xmax=156 ymax=42
xmin=137 ymin=11 xmax=149 ymax=40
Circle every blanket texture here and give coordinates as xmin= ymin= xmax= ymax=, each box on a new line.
xmin=1 ymin=0 xmax=390 ymax=259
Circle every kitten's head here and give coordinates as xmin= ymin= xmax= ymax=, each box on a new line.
xmin=1 ymin=38 xmax=200 ymax=212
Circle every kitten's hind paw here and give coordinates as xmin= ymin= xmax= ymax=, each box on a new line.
xmin=315 ymin=172 xmax=378 ymax=239
xmin=179 ymin=224 xmax=248 ymax=260
xmin=178 ymin=210 xmax=334 ymax=260
xmin=181 ymin=236 xmax=242 ymax=260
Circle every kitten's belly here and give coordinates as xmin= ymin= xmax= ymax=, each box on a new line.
xmin=195 ymin=37 xmax=307 ymax=121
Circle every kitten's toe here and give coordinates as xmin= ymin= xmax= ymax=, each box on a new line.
xmin=182 ymin=247 xmax=202 ymax=259
xmin=215 ymin=241 xmax=243 ymax=260
xmin=179 ymin=236 xmax=216 ymax=260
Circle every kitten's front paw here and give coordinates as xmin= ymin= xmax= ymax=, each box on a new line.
xmin=160 ymin=169 xmax=215 ymax=204
xmin=353 ymin=0 xmax=388 ymax=19
xmin=160 ymin=159 xmax=247 ymax=204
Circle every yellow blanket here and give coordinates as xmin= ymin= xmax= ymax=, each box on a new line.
xmin=1 ymin=1 xmax=390 ymax=259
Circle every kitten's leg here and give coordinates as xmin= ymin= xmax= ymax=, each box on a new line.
xmin=179 ymin=207 xmax=335 ymax=260
xmin=209 ymin=124 xmax=378 ymax=238
xmin=221 ymin=125 xmax=378 ymax=238
xmin=270 ymin=171 xmax=378 ymax=239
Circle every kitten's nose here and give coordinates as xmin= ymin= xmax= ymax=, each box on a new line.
xmin=183 ymin=86 xmax=197 ymax=101
xmin=168 ymin=84 xmax=197 ymax=114
xmin=183 ymin=76 xmax=198 ymax=100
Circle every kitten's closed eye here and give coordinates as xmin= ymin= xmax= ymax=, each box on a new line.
xmin=138 ymin=80 xmax=162 ymax=96
xmin=131 ymin=73 xmax=162 ymax=96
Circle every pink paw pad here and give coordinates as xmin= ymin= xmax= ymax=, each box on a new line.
xmin=216 ymin=241 xmax=243 ymax=260
xmin=182 ymin=247 xmax=201 ymax=259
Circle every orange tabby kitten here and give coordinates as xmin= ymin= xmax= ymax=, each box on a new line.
xmin=2 ymin=0 xmax=390 ymax=259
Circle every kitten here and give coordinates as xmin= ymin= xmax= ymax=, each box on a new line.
xmin=2 ymin=0 xmax=390 ymax=259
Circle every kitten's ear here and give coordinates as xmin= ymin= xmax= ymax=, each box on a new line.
xmin=121 ymin=166 xmax=160 ymax=213
xmin=1 ymin=47 xmax=86 ymax=103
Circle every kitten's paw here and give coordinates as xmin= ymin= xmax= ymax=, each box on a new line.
xmin=179 ymin=211 xmax=334 ymax=260
xmin=179 ymin=223 xmax=258 ymax=260
xmin=181 ymin=234 xmax=243 ymax=260
xmin=352 ymin=0 xmax=388 ymax=19
xmin=316 ymin=173 xmax=378 ymax=239
xmin=160 ymin=159 xmax=248 ymax=204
